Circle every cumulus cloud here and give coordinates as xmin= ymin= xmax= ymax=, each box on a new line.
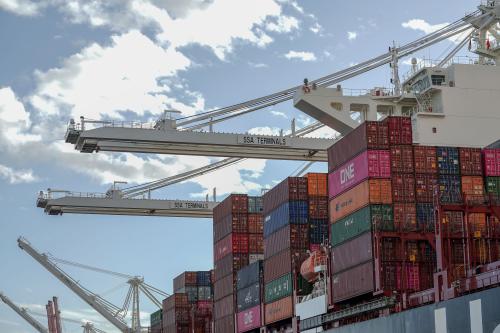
xmin=401 ymin=19 xmax=448 ymax=34
xmin=310 ymin=22 xmax=322 ymax=34
xmin=0 ymin=0 xmax=41 ymax=16
xmin=266 ymin=15 xmax=299 ymax=33
xmin=247 ymin=126 xmax=283 ymax=136
xmin=347 ymin=31 xmax=357 ymax=40
xmin=284 ymin=50 xmax=317 ymax=61
xmin=0 ymin=164 xmax=38 ymax=184
xmin=270 ymin=110 xmax=288 ymax=118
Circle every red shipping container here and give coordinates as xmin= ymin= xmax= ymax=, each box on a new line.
xmin=393 ymin=203 xmax=417 ymax=232
xmin=163 ymin=293 xmax=189 ymax=310
xmin=328 ymin=150 xmax=391 ymax=198
xmin=380 ymin=238 xmax=399 ymax=261
xmin=391 ymin=173 xmax=415 ymax=203
xmin=461 ymin=176 xmax=484 ymax=197
xmin=264 ymin=249 xmax=292 ymax=283
xmin=214 ymin=274 xmax=235 ymax=301
xmin=443 ymin=211 xmax=464 ymax=234
xmin=384 ymin=116 xmax=412 ymax=145
xmin=306 ymin=173 xmax=328 ymax=196
xmin=415 ymin=174 xmax=438 ymax=202
xmin=459 ymin=147 xmax=483 ymax=176
xmin=483 ymin=148 xmax=500 ymax=176
xmin=214 ymin=194 xmax=248 ymax=221
xmin=248 ymin=214 xmax=263 ymax=234
xmin=263 ymin=177 xmax=308 ymax=214
xmin=332 ymin=261 xmax=374 ymax=302
xmin=214 ymin=315 xmax=234 ymax=333
xmin=390 ymin=145 xmax=414 ymax=173
xmin=248 ymin=234 xmax=263 ymax=254
xmin=173 ymin=272 xmax=197 ymax=292
xmin=397 ymin=264 xmax=420 ymax=291
xmin=215 ymin=234 xmax=249 ymax=261
xmin=413 ymin=146 xmax=437 ymax=174
xmin=327 ymin=121 xmax=389 ymax=172
xmin=214 ymin=254 xmax=249 ymax=281
xmin=308 ymin=196 xmax=329 ymax=219
xmin=213 ymin=294 xmax=234 ymax=320
xmin=331 ymin=232 xmax=373 ymax=273
xmin=264 ymin=296 xmax=293 ymax=324
xmin=214 ymin=213 xmax=248 ymax=242
xmin=264 ymin=224 xmax=309 ymax=259
xmin=469 ymin=213 xmax=487 ymax=236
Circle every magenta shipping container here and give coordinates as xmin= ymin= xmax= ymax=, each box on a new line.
xmin=237 ymin=305 xmax=261 ymax=332
xmin=483 ymin=148 xmax=500 ymax=176
xmin=328 ymin=150 xmax=390 ymax=198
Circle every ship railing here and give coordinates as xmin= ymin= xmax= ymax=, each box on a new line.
xmin=39 ymin=190 xmax=108 ymax=200
xmin=402 ymin=56 xmax=481 ymax=82
xmin=341 ymin=87 xmax=395 ymax=97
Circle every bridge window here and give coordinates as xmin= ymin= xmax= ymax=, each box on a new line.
xmin=330 ymin=102 xmax=343 ymax=111
xmin=431 ymin=75 xmax=446 ymax=86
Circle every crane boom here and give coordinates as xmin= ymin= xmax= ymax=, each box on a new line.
xmin=17 ymin=238 xmax=131 ymax=333
xmin=0 ymin=292 xmax=49 ymax=333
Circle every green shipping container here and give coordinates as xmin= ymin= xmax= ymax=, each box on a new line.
xmin=265 ymin=273 xmax=292 ymax=303
xmin=330 ymin=205 xmax=393 ymax=247
xmin=486 ymin=177 xmax=500 ymax=196
xmin=150 ymin=309 xmax=162 ymax=326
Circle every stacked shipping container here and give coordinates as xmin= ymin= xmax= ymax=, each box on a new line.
xmin=163 ymin=271 xmax=213 ymax=333
xmin=213 ymin=195 xmax=263 ymax=333
xmin=150 ymin=309 xmax=163 ymax=333
xmin=262 ymin=174 xmax=328 ymax=326
xmin=327 ymin=117 xmax=436 ymax=304
xmin=236 ymin=261 xmax=263 ymax=333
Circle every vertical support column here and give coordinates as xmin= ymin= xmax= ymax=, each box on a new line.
xmin=53 ymin=297 xmax=62 ymax=333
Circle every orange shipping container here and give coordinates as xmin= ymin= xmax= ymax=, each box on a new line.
xmin=329 ymin=179 xmax=392 ymax=223
xmin=461 ymin=176 xmax=484 ymax=197
xmin=306 ymin=173 xmax=328 ymax=196
xmin=469 ymin=213 xmax=487 ymax=236
xmin=264 ymin=295 xmax=293 ymax=324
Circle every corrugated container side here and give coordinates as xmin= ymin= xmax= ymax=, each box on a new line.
xmin=237 ymin=305 xmax=261 ymax=333
xmin=327 ymin=121 xmax=389 ymax=172
xmin=439 ymin=175 xmax=462 ymax=203
xmin=437 ymin=147 xmax=460 ymax=175
xmin=214 ymin=213 xmax=248 ymax=242
xmin=196 ymin=271 xmax=212 ymax=286
xmin=306 ymin=172 xmax=328 ymax=196
xmin=214 ymin=315 xmax=234 ymax=333
xmin=416 ymin=203 xmax=435 ymax=232
xmin=214 ymin=274 xmax=234 ymax=301
xmin=214 ymin=194 xmax=248 ymax=221
xmin=443 ymin=211 xmax=464 ymax=234
xmin=248 ymin=214 xmax=263 ymax=234
xmin=309 ymin=219 xmax=329 ymax=244
xmin=415 ymin=173 xmax=438 ymax=202
xmin=329 ymin=180 xmax=392 ymax=223
xmin=264 ymin=273 xmax=292 ymax=303
xmin=215 ymin=233 xmax=249 ymax=261
xmin=263 ymin=201 xmax=308 ymax=237
xmin=237 ymin=283 xmax=260 ymax=311
xmin=459 ymin=147 xmax=483 ymax=175
xmin=328 ymin=150 xmax=391 ymax=199
xmin=150 ymin=309 xmax=163 ymax=327
xmin=413 ymin=145 xmax=437 ymax=174
xmin=163 ymin=293 xmax=189 ymax=310
xmin=264 ymin=295 xmax=294 ymax=325
xmin=393 ymin=203 xmax=417 ymax=232
xmin=308 ymin=196 xmax=329 ymax=219
xmin=391 ymin=173 xmax=416 ymax=203
xmin=384 ymin=116 xmax=412 ymax=145
xmin=262 ymin=177 xmax=308 ymax=214
xmin=214 ymin=254 xmax=249 ymax=281
xmin=248 ymin=234 xmax=263 ymax=254
xmin=332 ymin=232 xmax=373 ymax=273
xmin=390 ymin=145 xmax=414 ymax=173
xmin=264 ymin=250 xmax=292 ymax=283
xmin=264 ymin=224 xmax=309 ymax=259
xmin=248 ymin=196 xmax=263 ymax=214
xmin=461 ymin=176 xmax=484 ymax=196
xmin=332 ymin=261 xmax=374 ymax=302
xmin=173 ymin=272 xmax=197 ymax=292
xmin=486 ymin=177 xmax=500 ymax=195
xmin=198 ymin=286 xmax=212 ymax=301
xmin=483 ymin=148 xmax=500 ymax=176
xmin=213 ymin=294 xmax=234 ymax=320
xmin=249 ymin=254 xmax=264 ymax=264
xmin=237 ymin=260 xmax=262 ymax=290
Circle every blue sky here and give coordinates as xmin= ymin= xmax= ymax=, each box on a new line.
xmin=0 ymin=0 xmax=478 ymax=332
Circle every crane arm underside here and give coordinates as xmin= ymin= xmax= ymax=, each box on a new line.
xmin=0 ymin=292 xmax=49 ymax=333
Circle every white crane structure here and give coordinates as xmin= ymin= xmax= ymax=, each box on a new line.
xmin=0 ymin=292 xmax=49 ymax=333
xmin=29 ymin=309 xmax=107 ymax=333
xmin=18 ymin=237 xmax=168 ymax=333
xmin=37 ymin=120 xmax=327 ymax=217
xmin=64 ymin=3 xmax=499 ymax=160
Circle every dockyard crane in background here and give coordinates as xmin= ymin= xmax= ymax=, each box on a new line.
xmin=18 ymin=237 xmax=168 ymax=333
xmin=37 ymin=121 xmax=329 ymax=217
xmin=0 ymin=292 xmax=49 ymax=333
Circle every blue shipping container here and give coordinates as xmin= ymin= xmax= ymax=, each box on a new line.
xmin=416 ymin=203 xmax=434 ymax=232
xmin=437 ymin=147 xmax=460 ymax=175
xmin=439 ymin=175 xmax=462 ymax=203
xmin=263 ymin=201 xmax=308 ymax=237
xmin=196 ymin=271 xmax=211 ymax=286
xmin=309 ymin=219 xmax=329 ymax=244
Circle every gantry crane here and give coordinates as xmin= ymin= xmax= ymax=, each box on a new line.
xmin=0 ymin=292 xmax=49 ymax=333
xmin=63 ymin=4 xmax=500 ymax=159
xmin=0 ymin=292 xmax=106 ymax=333
xmin=18 ymin=237 xmax=168 ymax=333
xmin=37 ymin=121 xmax=329 ymax=217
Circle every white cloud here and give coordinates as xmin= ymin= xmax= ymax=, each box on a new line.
xmin=347 ymin=31 xmax=358 ymax=40
xmin=284 ymin=50 xmax=317 ymax=62
xmin=266 ymin=15 xmax=299 ymax=33
xmin=247 ymin=126 xmax=283 ymax=136
xmin=0 ymin=0 xmax=41 ymax=16
xmin=310 ymin=22 xmax=322 ymax=34
xmin=270 ymin=110 xmax=288 ymax=118
xmin=401 ymin=19 xmax=448 ymax=34
xmin=0 ymin=164 xmax=38 ymax=183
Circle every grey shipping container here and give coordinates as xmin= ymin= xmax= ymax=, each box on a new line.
xmin=332 ymin=261 xmax=374 ymax=303
xmin=213 ymin=293 xmax=234 ymax=320
xmin=214 ymin=315 xmax=234 ymax=333
xmin=332 ymin=232 xmax=373 ymax=274
xmin=198 ymin=286 xmax=212 ymax=301
xmin=237 ymin=282 xmax=260 ymax=312
xmin=237 ymin=260 xmax=262 ymax=290
xmin=214 ymin=274 xmax=234 ymax=301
